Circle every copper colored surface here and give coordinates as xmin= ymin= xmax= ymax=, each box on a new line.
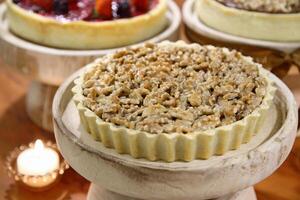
xmin=0 ymin=0 xmax=300 ymax=199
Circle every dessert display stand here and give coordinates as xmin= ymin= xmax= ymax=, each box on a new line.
xmin=0 ymin=1 xmax=181 ymax=132
xmin=53 ymin=67 xmax=298 ymax=200
xmin=182 ymin=0 xmax=300 ymax=79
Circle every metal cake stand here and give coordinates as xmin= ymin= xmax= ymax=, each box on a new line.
xmin=0 ymin=1 xmax=181 ymax=131
xmin=52 ymin=66 xmax=298 ymax=200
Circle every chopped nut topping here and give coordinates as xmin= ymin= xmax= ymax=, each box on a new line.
xmin=81 ymin=43 xmax=267 ymax=134
xmin=217 ymin=0 xmax=300 ymax=13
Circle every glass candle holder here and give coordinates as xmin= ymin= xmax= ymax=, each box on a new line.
xmin=5 ymin=140 xmax=69 ymax=192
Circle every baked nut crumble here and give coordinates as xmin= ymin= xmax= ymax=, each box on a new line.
xmin=81 ymin=43 xmax=267 ymax=134
xmin=217 ymin=0 xmax=300 ymax=13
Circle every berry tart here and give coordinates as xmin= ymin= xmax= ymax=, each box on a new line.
xmin=72 ymin=41 xmax=276 ymax=162
xmin=6 ymin=0 xmax=167 ymax=49
xmin=196 ymin=0 xmax=300 ymax=42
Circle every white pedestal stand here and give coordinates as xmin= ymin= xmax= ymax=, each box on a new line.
xmin=53 ymin=68 xmax=298 ymax=200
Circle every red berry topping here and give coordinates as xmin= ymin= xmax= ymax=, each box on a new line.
xmin=112 ymin=0 xmax=132 ymax=18
xmin=13 ymin=0 xmax=156 ymax=21
xmin=68 ymin=0 xmax=78 ymax=11
xmin=68 ymin=0 xmax=94 ymax=20
xmin=133 ymin=0 xmax=149 ymax=12
xmin=31 ymin=0 xmax=52 ymax=10
xmin=53 ymin=0 xmax=69 ymax=15
xmin=95 ymin=0 xmax=112 ymax=19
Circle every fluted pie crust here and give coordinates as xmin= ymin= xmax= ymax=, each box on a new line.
xmin=6 ymin=0 xmax=167 ymax=49
xmin=72 ymin=41 xmax=276 ymax=162
xmin=196 ymin=0 xmax=300 ymax=42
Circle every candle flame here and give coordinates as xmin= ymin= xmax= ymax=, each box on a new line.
xmin=34 ymin=139 xmax=44 ymax=152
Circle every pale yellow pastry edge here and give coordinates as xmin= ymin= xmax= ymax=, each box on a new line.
xmin=195 ymin=0 xmax=300 ymax=42
xmin=6 ymin=0 xmax=168 ymax=49
xmin=72 ymin=41 xmax=276 ymax=162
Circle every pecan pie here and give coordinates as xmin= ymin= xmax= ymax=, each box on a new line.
xmin=6 ymin=0 xmax=167 ymax=49
xmin=72 ymin=41 xmax=276 ymax=162
xmin=196 ymin=0 xmax=300 ymax=42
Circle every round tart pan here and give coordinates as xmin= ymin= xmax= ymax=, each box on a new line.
xmin=6 ymin=0 xmax=168 ymax=50
xmin=194 ymin=0 xmax=300 ymax=43
xmin=71 ymin=41 xmax=276 ymax=162
xmin=183 ymin=0 xmax=300 ymax=54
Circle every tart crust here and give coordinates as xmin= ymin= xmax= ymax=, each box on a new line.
xmin=196 ymin=0 xmax=300 ymax=42
xmin=72 ymin=41 xmax=276 ymax=162
xmin=6 ymin=0 xmax=167 ymax=49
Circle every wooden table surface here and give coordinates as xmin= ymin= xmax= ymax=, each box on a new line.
xmin=0 ymin=0 xmax=300 ymax=200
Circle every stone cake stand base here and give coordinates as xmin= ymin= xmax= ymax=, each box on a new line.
xmin=0 ymin=1 xmax=181 ymax=132
xmin=53 ymin=68 xmax=298 ymax=200
xmin=87 ymin=185 xmax=256 ymax=200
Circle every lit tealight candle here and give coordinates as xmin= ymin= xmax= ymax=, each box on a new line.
xmin=17 ymin=140 xmax=59 ymax=176
xmin=16 ymin=140 xmax=60 ymax=188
